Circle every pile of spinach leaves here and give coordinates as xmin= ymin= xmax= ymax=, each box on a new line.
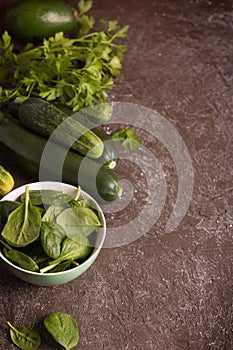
xmin=0 ymin=186 xmax=102 ymax=273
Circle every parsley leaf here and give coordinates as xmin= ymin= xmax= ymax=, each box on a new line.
xmin=78 ymin=0 xmax=93 ymax=15
xmin=77 ymin=15 xmax=95 ymax=37
xmin=112 ymin=126 xmax=141 ymax=151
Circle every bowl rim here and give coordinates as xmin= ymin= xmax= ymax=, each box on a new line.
xmin=0 ymin=181 xmax=106 ymax=276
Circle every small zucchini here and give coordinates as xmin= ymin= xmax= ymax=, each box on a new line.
xmin=0 ymin=165 xmax=14 ymax=196
xmin=18 ymin=97 xmax=104 ymax=159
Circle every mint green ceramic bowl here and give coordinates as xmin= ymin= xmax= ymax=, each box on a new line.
xmin=0 ymin=181 xmax=106 ymax=286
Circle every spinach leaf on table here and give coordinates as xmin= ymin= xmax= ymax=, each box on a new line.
xmin=7 ymin=322 xmax=41 ymax=350
xmin=40 ymin=221 xmax=66 ymax=259
xmin=1 ymin=186 xmax=41 ymax=247
xmin=44 ymin=312 xmax=79 ymax=350
xmin=57 ymin=206 xmax=101 ymax=236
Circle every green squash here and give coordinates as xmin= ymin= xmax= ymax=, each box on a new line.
xmin=0 ymin=166 xmax=14 ymax=196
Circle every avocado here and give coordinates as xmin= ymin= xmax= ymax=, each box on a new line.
xmin=5 ymin=0 xmax=78 ymax=42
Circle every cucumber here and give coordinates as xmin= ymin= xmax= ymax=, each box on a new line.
xmin=0 ymin=112 xmax=122 ymax=202
xmin=18 ymin=97 xmax=104 ymax=159
xmin=52 ymin=102 xmax=119 ymax=169
xmin=5 ymin=100 xmax=119 ymax=169
xmin=5 ymin=0 xmax=77 ymax=42
xmin=74 ymin=114 xmax=119 ymax=170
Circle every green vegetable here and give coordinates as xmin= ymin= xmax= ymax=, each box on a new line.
xmin=81 ymin=103 xmax=113 ymax=122
xmin=41 ymin=187 xmax=80 ymax=221
xmin=57 ymin=234 xmax=91 ymax=259
xmin=5 ymin=0 xmax=78 ymax=42
xmin=7 ymin=312 xmax=79 ymax=349
xmin=112 ymin=126 xmax=141 ymax=151
xmin=18 ymin=97 xmax=104 ymax=159
xmin=0 ymin=165 xmax=14 ymax=195
xmin=44 ymin=100 xmax=118 ymax=168
xmin=78 ymin=0 xmax=93 ymax=17
xmin=0 ymin=187 xmax=100 ymax=273
xmin=91 ymin=128 xmax=119 ymax=169
xmin=49 ymin=260 xmax=72 ymax=272
xmin=57 ymin=206 xmax=101 ymax=236
xmin=70 ymin=110 xmax=119 ymax=169
xmin=21 ymin=241 xmax=50 ymax=266
xmin=0 ymin=200 xmax=20 ymax=231
xmin=0 ymin=17 xmax=128 ymax=110
xmin=40 ymin=221 xmax=66 ymax=259
xmin=3 ymin=246 xmax=39 ymax=272
xmin=40 ymin=235 xmax=91 ymax=273
xmin=0 ymin=111 xmax=122 ymax=202
xmin=43 ymin=312 xmax=79 ymax=350
xmin=42 ymin=204 xmax=68 ymax=222
xmin=70 ymin=198 xmax=92 ymax=208
xmin=7 ymin=322 xmax=41 ymax=350
xmin=19 ymin=189 xmax=73 ymax=206
xmin=3 ymin=100 xmax=118 ymax=168
xmin=1 ymin=186 xmax=41 ymax=247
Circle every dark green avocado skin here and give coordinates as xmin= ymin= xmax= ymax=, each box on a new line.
xmin=5 ymin=0 xmax=77 ymax=42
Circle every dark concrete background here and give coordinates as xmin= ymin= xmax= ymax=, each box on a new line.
xmin=0 ymin=0 xmax=233 ymax=349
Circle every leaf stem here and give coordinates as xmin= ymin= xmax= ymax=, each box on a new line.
xmin=40 ymin=261 xmax=60 ymax=273
xmin=22 ymin=185 xmax=29 ymax=234
xmin=74 ymin=186 xmax=81 ymax=201
xmin=17 ymin=47 xmax=41 ymax=59
xmin=0 ymin=238 xmax=11 ymax=249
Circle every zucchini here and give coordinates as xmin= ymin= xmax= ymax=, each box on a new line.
xmin=0 ymin=165 xmax=14 ymax=195
xmin=18 ymin=97 xmax=104 ymax=159
xmin=0 ymin=112 xmax=122 ymax=202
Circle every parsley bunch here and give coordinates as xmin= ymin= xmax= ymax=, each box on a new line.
xmin=0 ymin=0 xmax=129 ymax=111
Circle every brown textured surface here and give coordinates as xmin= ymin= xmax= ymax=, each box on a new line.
xmin=0 ymin=0 xmax=233 ymax=349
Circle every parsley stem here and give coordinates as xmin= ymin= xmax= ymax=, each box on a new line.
xmin=17 ymin=47 xmax=41 ymax=59
xmin=0 ymin=83 xmax=22 ymax=101
xmin=27 ymin=81 xmax=36 ymax=96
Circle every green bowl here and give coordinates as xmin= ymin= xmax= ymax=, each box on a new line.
xmin=0 ymin=181 xmax=106 ymax=286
